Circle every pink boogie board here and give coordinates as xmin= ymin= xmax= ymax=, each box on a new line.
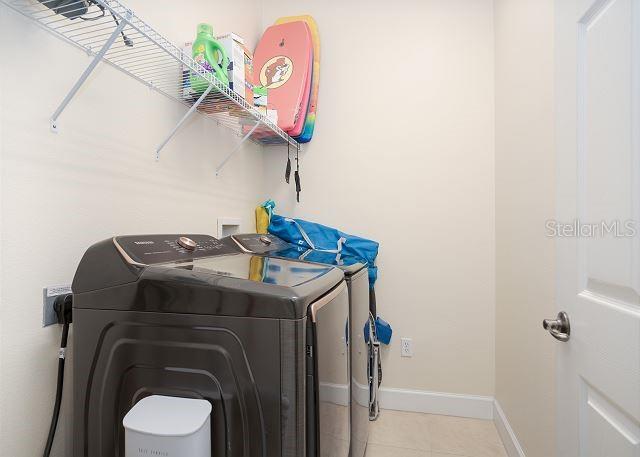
xmin=253 ymin=22 xmax=313 ymax=135
xmin=275 ymin=16 xmax=320 ymax=143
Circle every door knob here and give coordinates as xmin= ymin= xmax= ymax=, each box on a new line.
xmin=542 ymin=311 xmax=571 ymax=342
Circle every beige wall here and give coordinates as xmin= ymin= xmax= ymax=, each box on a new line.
xmin=262 ymin=0 xmax=497 ymax=396
xmin=0 ymin=35 xmax=4 ymax=452
xmin=0 ymin=2 xmax=264 ymax=455
xmin=0 ymin=0 xmax=561 ymax=455
xmin=494 ymin=0 xmax=556 ymax=456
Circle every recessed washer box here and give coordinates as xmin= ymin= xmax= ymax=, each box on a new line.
xmin=123 ymin=395 xmax=212 ymax=457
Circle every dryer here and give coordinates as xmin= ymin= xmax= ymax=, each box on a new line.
xmin=71 ymin=234 xmax=350 ymax=457
xmin=226 ymin=233 xmax=379 ymax=457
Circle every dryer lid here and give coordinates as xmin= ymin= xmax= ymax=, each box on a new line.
xmin=269 ymin=247 xmax=367 ymax=273
xmin=230 ymin=233 xmax=367 ymax=274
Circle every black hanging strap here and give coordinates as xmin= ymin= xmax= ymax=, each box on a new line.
xmin=285 ymin=142 xmax=291 ymax=184
xmin=294 ymin=147 xmax=301 ymax=202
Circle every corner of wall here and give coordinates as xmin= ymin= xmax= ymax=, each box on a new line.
xmin=493 ymin=400 xmax=526 ymax=457
xmin=489 ymin=0 xmax=498 ymax=402
xmin=0 ymin=34 xmax=4 ymax=450
xmin=492 ymin=0 xmax=557 ymax=456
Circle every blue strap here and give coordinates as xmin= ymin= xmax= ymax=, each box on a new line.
xmin=261 ymin=199 xmax=276 ymax=219
xmin=284 ymin=218 xmax=346 ymax=254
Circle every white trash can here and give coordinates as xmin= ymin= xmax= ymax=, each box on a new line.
xmin=123 ymin=395 xmax=212 ymax=457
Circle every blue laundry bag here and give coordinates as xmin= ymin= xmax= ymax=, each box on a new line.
xmin=268 ymin=214 xmax=380 ymax=285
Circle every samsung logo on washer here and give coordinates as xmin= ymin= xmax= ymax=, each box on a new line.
xmin=136 ymin=448 xmax=168 ymax=456
xmin=134 ymin=241 xmax=155 ymax=245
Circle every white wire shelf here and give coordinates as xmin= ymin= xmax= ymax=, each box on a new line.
xmin=1 ymin=0 xmax=300 ymax=170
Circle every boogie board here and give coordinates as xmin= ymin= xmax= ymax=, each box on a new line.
xmin=253 ymin=21 xmax=313 ymax=135
xmin=275 ymin=15 xmax=320 ymax=143
xmin=293 ymin=49 xmax=313 ymax=137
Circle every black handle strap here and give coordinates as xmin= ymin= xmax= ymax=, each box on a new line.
xmin=285 ymin=142 xmax=291 ymax=184
xmin=295 ymin=147 xmax=301 ymax=202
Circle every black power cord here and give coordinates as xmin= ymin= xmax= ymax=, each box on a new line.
xmin=43 ymin=294 xmax=73 ymax=457
xmin=83 ymin=2 xmax=134 ymax=47
xmin=106 ymin=9 xmax=134 ymax=47
xmin=35 ymin=1 xmax=134 ymax=47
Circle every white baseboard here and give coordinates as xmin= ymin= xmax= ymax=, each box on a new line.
xmin=493 ymin=400 xmax=526 ymax=457
xmin=321 ymin=384 xmax=525 ymax=457
xmin=377 ymin=387 xmax=494 ymax=420
xmin=319 ymin=382 xmax=350 ymax=406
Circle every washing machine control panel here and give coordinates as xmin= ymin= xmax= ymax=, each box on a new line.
xmin=232 ymin=233 xmax=292 ymax=253
xmin=114 ymin=234 xmax=237 ymax=265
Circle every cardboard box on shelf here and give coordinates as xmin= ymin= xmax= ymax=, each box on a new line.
xmin=181 ymin=41 xmax=196 ymax=100
xmin=253 ymin=85 xmax=278 ymax=124
xmin=243 ymin=44 xmax=254 ymax=106
xmin=181 ymin=35 xmax=253 ymax=105
xmin=216 ymin=33 xmax=248 ymax=100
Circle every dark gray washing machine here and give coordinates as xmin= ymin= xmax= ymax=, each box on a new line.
xmin=226 ymin=233 xmax=377 ymax=457
xmin=71 ymin=234 xmax=351 ymax=457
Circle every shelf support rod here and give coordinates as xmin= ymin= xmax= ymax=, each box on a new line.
xmin=155 ymin=84 xmax=213 ymax=160
xmin=215 ymin=120 xmax=261 ymax=176
xmin=49 ymin=16 xmax=129 ymax=133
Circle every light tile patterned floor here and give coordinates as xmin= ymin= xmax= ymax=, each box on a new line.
xmin=366 ymin=409 xmax=508 ymax=457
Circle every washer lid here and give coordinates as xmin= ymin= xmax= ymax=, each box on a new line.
xmin=123 ymin=395 xmax=212 ymax=437
xmin=72 ymin=236 xmax=346 ymax=318
xmin=114 ymin=234 xmax=237 ymax=266
xmin=162 ymin=253 xmax=334 ymax=288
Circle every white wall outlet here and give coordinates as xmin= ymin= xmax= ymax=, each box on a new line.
xmin=401 ymin=338 xmax=413 ymax=357
xmin=42 ymin=284 xmax=72 ymax=327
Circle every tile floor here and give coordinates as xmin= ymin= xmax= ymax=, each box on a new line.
xmin=366 ymin=409 xmax=508 ymax=457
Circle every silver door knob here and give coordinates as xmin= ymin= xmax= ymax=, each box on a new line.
xmin=542 ymin=311 xmax=570 ymax=342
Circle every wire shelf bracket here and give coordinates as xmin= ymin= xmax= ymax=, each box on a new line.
xmin=49 ymin=10 xmax=131 ymax=133
xmin=215 ymin=120 xmax=261 ymax=176
xmin=156 ymin=83 xmax=213 ymax=160
xmin=2 ymin=0 xmax=300 ymax=166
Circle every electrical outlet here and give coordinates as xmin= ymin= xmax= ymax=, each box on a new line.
xmin=42 ymin=284 xmax=72 ymax=327
xmin=401 ymin=338 xmax=413 ymax=357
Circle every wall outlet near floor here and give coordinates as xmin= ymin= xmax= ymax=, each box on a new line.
xmin=401 ymin=337 xmax=413 ymax=357
xmin=42 ymin=284 xmax=72 ymax=327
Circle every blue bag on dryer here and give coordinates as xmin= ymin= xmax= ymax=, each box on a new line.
xmin=268 ymin=214 xmax=380 ymax=285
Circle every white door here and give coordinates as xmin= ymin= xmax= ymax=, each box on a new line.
xmin=555 ymin=0 xmax=640 ymax=456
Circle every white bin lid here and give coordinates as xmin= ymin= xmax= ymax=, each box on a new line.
xmin=123 ymin=395 xmax=212 ymax=437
